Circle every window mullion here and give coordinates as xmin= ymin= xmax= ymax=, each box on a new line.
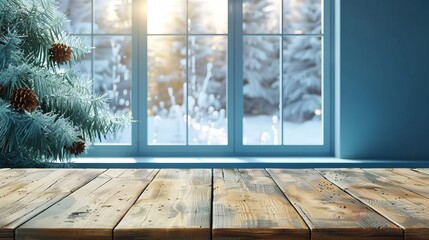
xmin=227 ymin=0 xmax=233 ymax=150
xmin=139 ymin=0 xmax=149 ymax=152
xmin=233 ymin=0 xmax=244 ymax=153
xmin=280 ymin=0 xmax=284 ymax=145
xmin=186 ymin=0 xmax=189 ymax=145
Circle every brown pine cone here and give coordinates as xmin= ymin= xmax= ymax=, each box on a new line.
xmin=49 ymin=43 xmax=72 ymax=64
xmin=66 ymin=136 xmax=85 ymax=155
xmin=10 ymin=88 xmax=39 ymax=112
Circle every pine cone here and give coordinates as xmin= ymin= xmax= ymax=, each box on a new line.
xmin=10 ymin=88 xmax=39 ymax=112
xmin=49 ymin=43 xmax=72 ymax=64
xmin=66 ymin=137 xmax=85 ymax=155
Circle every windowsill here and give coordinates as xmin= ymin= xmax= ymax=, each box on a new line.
xmin=72 ymin=157 xmax=429 ymax=168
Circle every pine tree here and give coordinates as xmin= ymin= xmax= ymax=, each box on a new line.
xmin=283 ymin=0 xmax=322 ymax=122
xmin=0 ymin=0 xmax=131 ymax=167
xmin=243 ymin=0 xmax=281 ymax=115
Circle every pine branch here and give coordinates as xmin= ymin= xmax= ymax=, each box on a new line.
xmin=0 ymin=99 xmax=12 ymax=151
xmin=0 ymin=151 xmax=46 ymax=168
xmin=0 ymin=101 xmax=79 ymax=162
xmin=0 ymin=63 xmax=40 ymax=98
xmin=1 ymin=0 xmax=131 ymax=167
xmin=0 ymin=32 xmax=23 ymax=69
xmin=0 ymin=63 xmax=131 ymax=142
xmin=0 ymin=149 xmax=74 ymax=168
xmin=1 ymin=0 xmax=88 ymax=68
xmin=42 ymin=92 xmax=131 ymax=141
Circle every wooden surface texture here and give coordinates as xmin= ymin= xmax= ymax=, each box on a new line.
xmin=212 ymin=169 xmax=309 ymax=240
xmin=0 ymin=168 xmax=429 ymax=240
xmin=16 ymin=169 xmax=158 ymax=240
xmin=115 ymin=169 xmax=212 ymax=240
xmin=319 ymin=168 xmax=429 ymax=240
xmin=268 ymin=169 xmax=402 ymax=240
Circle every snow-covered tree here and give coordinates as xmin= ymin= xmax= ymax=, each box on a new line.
xmin=243 ymin=0 xmax=322 ymax=120
xmin=243 ymin=0 xmax=281 ymax=115
xmin=283 ymin=0 xmax=322 ymax=122
xmin=243 ymin=36 xmax=280 ymax=115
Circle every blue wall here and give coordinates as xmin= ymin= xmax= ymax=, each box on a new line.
xmin=338 ymin=0 xmax=429 ymax=159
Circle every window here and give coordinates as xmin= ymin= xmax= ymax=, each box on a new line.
xmin=58 ymin=0 xmax=332 ymax=157
xmin=58 ymin=0 xmax=133 ymax=145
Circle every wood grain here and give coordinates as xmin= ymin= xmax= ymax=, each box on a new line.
xmin=16 ymin=169 xmax=159 ymax=240
xmin=319 ymin=168 xmax=429 ymax=240
xmin=268 ymin=169 xmax=402 ymax=240
xmin=114 ymin=169 xmax=212 ymax=240
xmin=0 ymin=169 xmax=52 ymax=193
xmin=367 ymin=168 xmax=429 ymax=198
xmin=212 ymin=169 xmax=309 ymax=240
xmin=414 ymin=168 xmax=429 ymax=176
xmin=0 ymin=169 xmax=104 ymax=239
xmin=387 ymin=169 xmax=429 ymax=183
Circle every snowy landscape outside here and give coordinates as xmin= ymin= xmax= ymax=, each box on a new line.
xmin=57 ymin=0 xmax=323 ymax=146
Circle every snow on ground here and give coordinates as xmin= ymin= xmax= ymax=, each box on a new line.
xmin=98 ymin=116 xmax=322 ymax=146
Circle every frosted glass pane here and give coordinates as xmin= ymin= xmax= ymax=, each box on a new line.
xmin=94 ymin=0 xmax=132 ymax=34
xmin=188 ymin=0 xmax=228 ymax=34
xmin=243 ymin=0 xmax=281 ymax=34
xmin=283 ymin=0 xmax=322 ymax=34
xmin=283 ymin=36 xmax=322 ymax=145
xmin=57 ymin=0 xmax=92 ymax=34
xmin=93 ymin=36 xmax=132 ymax=144
xmin=243 ymin=36 xmax=281 ymax=145
xmin=188 ymin=36 xmax=227 ymax=145
xmin=148 ymin=36 xmax=186 ymax=145
xmin=148 ymin=0 xmax=186 ymax=34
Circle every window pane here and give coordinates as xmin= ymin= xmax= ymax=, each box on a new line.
xmin=188 ymin=0 xmax=228 ymax=34
xmin=188 ymin=36 xmax=227 ymax=145
xmin=57 ymin=0 xmax=92 ymax=34
xmin=243 ymin=36 xmax=281 ymax=145
xmin=243 ymin=0 xmax=281 ymax=34
xmin=147 ymin=0 xmax=186 ymax=34
xmin=283 ymin=36 xmax=322 ymax=145
xmin=94 ymin=0 xmax=132 ymax=34
xmin=283 ymin=0 xmax=322 ymax=34
xmin=148 ymin=36 xmax=186 ymax=145
xmin=93 ymin=36 xmax=132 ymax=144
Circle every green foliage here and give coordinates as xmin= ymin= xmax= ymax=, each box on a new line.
xmin=0 ymin=0 xmax=131 ymax=167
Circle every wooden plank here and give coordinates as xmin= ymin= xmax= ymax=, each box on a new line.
xmin=367 ymin=168 xmax=429 ymax=198
xmin=0 ymin=169 xmax=53 ymax=193
xmin=0 ymin=169 xmax=104 ymax=239
xmin=0 ymin=168 xmax=9 ymax=175
xmin=16 ymin=169 xmax=159 ymax=240
xmin=268 ymin=169 xmax=402 ymax=240
xmin=414 ymin=168 xmax=429 ymax=175
xmin=387 ymin=169 xmax=429 ymax=183
xmin=319 ymin=168 xmax=429 ymax=240
xmin=114 ymin=169 xmax=212 ymax=240
xmin=212 ymin=169 xmax=309 ymax=240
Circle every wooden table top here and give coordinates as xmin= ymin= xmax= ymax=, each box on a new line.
xmin=0 ymin=168 xmax=428 ymax=240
